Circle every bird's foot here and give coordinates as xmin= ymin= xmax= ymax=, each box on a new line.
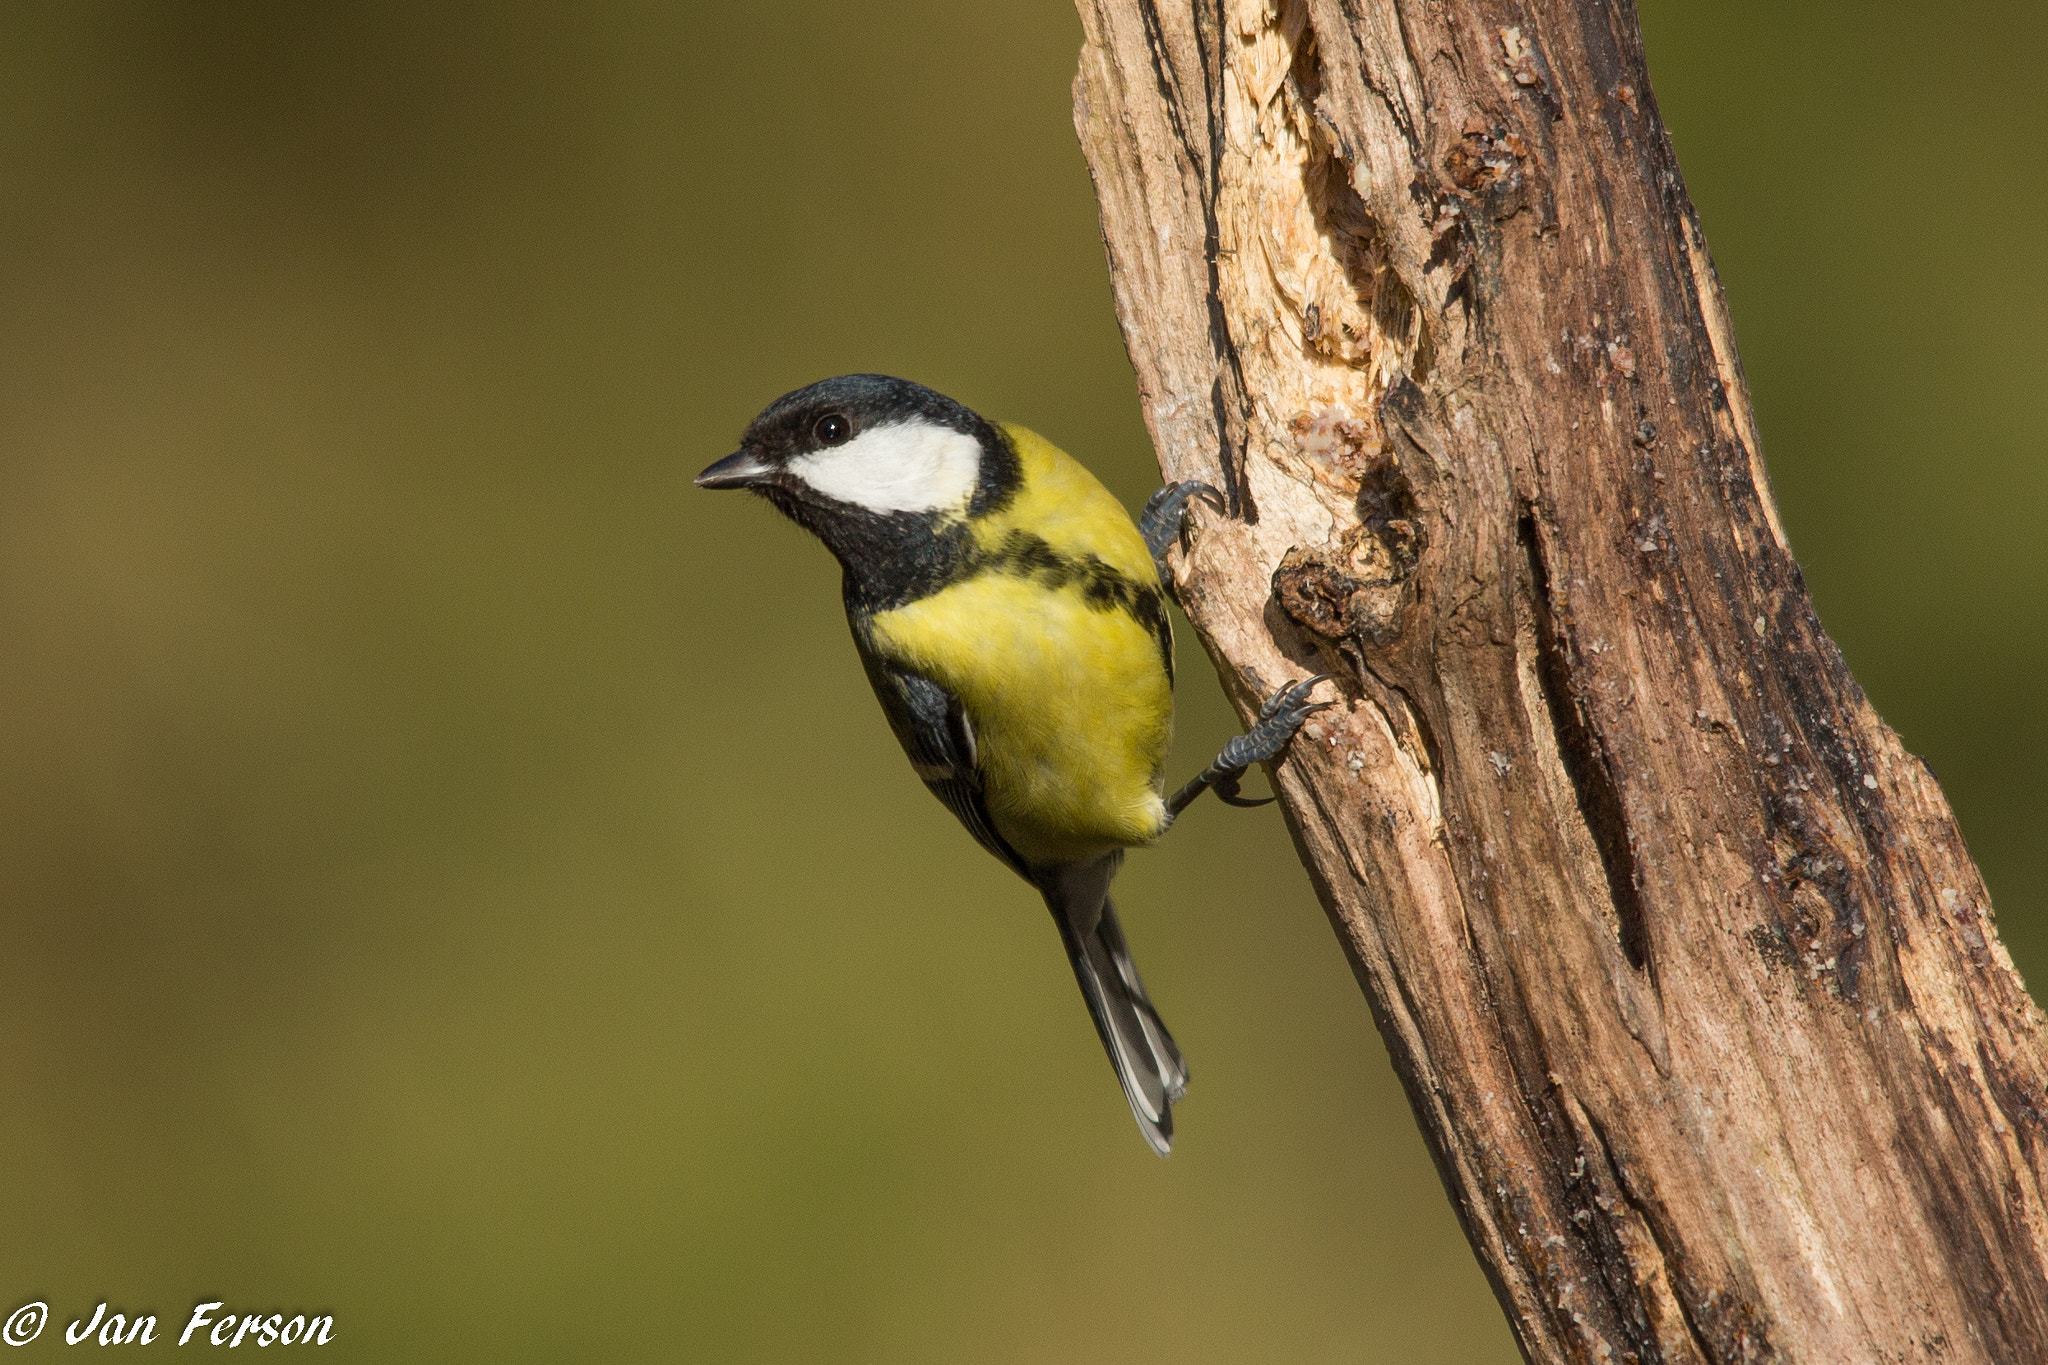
xmin=1139 ymin=481 xmax=1224 ymax=592
xmin=1167 ymin=675 xmax=1335 ymax=818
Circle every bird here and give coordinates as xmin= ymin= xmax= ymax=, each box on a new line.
xmin=697 ymin=374 xmax=1329 ymax=1154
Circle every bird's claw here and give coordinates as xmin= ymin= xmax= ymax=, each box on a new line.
xmin=1238 ymin=674 xmax=1336 ymax=763
xmin=1141 ymin=480 xmax=1226 ymax=584
xmin=1211 ymin=772 xmax=1274 ymax=808
xmin=1165 ymin=675 xmax=1335 ymax=819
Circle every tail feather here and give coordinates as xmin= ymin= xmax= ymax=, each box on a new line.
xmin=1044 ymin=858 xmax=1188 ymax=1155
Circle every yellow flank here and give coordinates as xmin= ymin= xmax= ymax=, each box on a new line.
xmin=866 ymin=424 xmax=1173 ymax=866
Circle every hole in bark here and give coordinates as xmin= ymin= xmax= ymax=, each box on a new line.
xmin=1519 ymin=514 xmax=1650 ymax=971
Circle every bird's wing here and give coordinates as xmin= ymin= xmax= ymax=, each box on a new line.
xmin=860 ymin=655 xmax=1032 ymax=879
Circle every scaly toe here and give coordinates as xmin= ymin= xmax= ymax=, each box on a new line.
xmin=1229 ymin=677 xmax=1335 ymax=764
xmin=1140 ymin=480 xmax=1227 ymax=561
xmin=1257 ymin=674 xmax=1334 ymax=724
xmin=1138 ymin=482 xmax=1182 ymax=526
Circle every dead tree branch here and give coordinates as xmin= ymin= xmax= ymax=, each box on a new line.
xmin=1074 ymin=2 xmax=2048 ymax=1360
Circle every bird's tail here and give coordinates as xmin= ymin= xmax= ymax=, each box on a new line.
xmin=1042 ymin=856 xmax=1188 ymax=1155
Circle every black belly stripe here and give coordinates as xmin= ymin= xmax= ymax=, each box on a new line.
xmin=973 ymin=530 xmax=1174 ymax=685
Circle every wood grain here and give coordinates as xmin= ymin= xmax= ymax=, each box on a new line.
xmin=1074 ymin=2 xmax=2048 ymax=1360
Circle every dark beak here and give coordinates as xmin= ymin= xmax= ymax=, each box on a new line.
xmin=695 ymin=450 xmax=773 ymax=490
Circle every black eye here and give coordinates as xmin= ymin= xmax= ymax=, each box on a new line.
xmin=813 ymin=413 xmax=852 ymax=446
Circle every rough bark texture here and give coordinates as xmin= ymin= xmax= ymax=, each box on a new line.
xmin=1073 ymin=2 xmax=2048 ymax=1361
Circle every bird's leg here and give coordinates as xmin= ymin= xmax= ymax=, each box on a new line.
xmin=1166 ymin=675 xmax=1335 ymax=821
xmin=1139 ymin=481 xmax=1225 ymax=598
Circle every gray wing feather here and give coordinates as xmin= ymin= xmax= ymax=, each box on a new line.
xmin=860 ymin=654 xmax=1029 ymax=879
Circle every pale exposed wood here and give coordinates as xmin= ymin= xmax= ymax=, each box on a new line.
xmin=1073 ymin=2 xmax=2048 ymax=1361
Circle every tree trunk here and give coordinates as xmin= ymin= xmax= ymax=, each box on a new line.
xmin=1072 ymin=2 xmax=2048 ymax=1361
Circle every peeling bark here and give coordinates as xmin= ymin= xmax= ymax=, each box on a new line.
xmin=1073 ymin=2 xmax=2048 ymax=1361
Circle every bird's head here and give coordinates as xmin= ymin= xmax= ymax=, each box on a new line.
xmin=697 ymin=375 xmax=1017 ymax=528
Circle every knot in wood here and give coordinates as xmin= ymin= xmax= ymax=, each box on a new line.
xmin=1274 ymin=439 xmax=1426 ymax=648
xmin=1273 ymin=518 xmax=1420 ymax=648
xmin=1444 ymin=120 xmax=1532 ymax=221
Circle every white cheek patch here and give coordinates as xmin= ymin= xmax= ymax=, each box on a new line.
xmin=786 ymin=421 xmax=980 ymax=514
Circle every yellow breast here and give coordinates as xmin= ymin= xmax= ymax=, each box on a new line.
xmin=866 ymin=424 xmax=1173 ymax=866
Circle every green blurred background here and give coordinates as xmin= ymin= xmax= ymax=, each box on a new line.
xmin=0 ymin=3 xmax=2039 ymax=1360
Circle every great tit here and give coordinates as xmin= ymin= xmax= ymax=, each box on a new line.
xmin=698 ymin=375 xmax=1327 ymax=1154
